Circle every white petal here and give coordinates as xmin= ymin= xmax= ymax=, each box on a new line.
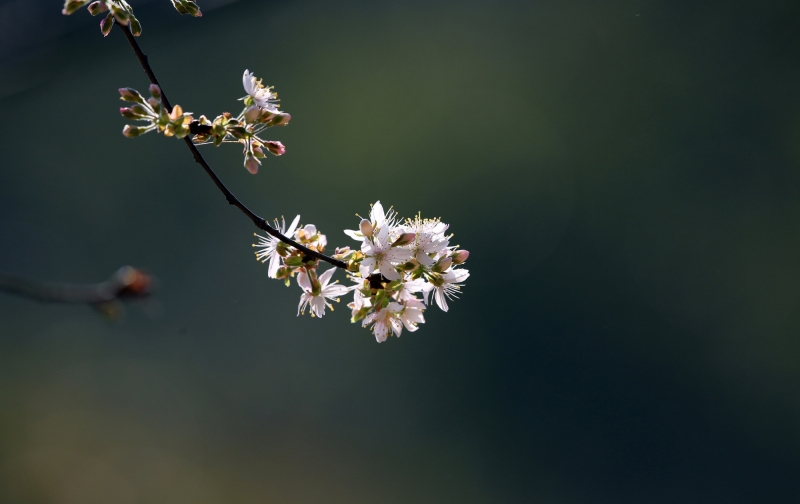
xmin=374 ymin=322 xmax=388 ymax=342
xmin=297 ymin=271 xmax=312 ymax=293
xmin=390 ymin=318 xmax=403 ymax=337
xmin=416 ymin=251 xmax=436 ymax=266
xmin=323 ymin=284 xmax=349 ymax=298
xmin=243 ymin=70 xmax=254 ymax=94
xmin=318 ymin=268 xmax=336 ymax=288
xmin=386 ymin=248 xmax=413 ymax=263
xmin=286 ymin=215 xmax=301 ymax=237
xmin=379 ymin=261 xmax=401 ymax=281
xmin=268 ymin=250 xmax=281 ymax=278
xmin=434 ymin=288 xmax=449 ymax=312
xmin=311 ymin=297 xmax=326 ymax=318
xmin=371 ymin=201 xmax=385 ymax=226
xmin=360 ymin=256 xmax=376 ymax=274
xmin=297 ymin=293 xmax=310 ymax=316
xmin=344 ymin=229 xmax=365 ymax=241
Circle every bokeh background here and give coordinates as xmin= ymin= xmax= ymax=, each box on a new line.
xmin=2 ymin=0 xmax=800 ymax=502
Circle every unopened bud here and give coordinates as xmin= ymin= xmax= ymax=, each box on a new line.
xmin=244 ymin=155 xmax=260 ymax=174
xmin=87 ymin=1 xmax=108 ymax=16
xmin=359 ymin=219 xmax=373 ymax=237
xmin=392 ymin=232 xmax=415 ymax=247
xmin=119 ymin=87 xmax=145 ymax=104
xmin=268 ymin=113 xmax=291 ymax=127
xmin=63 ymin=0 xmax=89 ymax=15
xmin=100 ymin=13 xmax=114 ymax=36
xmin=452 ymin=249 xmax=470 ymax=264
xmin=122 ymin=125 xmax=145 ymax=138
xmin=244 ymin=105 xmax=260 ymax=123
xmin=265 ymin=141 xmax=285 ymax=156
xmin=433 ymin=256 xmax=452 ymax=272
xmin=120 ymin=107 xmax=138 ymax=120
xmin=129 ymin=15 xmax=142 ymax=36
xmin=401 ymin=261 xmax=416 ymax=271
xmin=149 ymin=84 xmax=161 ymax=99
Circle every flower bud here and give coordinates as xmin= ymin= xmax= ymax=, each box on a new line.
xmin=149 ymin=84 xmax=162 ymax=99
xmin=244 ymin=105 xmax=260 ymax=123
xmin=452 ymin=249 xmax=470 ymax=264
xmin=268 ymin=113 xmax=291 ymax=127
xmin=244 ymin=155 xmax=260 ymax=174
xmin=87 ymin=1 xmax=108 ymax=16
xmin=63 ymin=0 xmax=90 ymax=16
xmin=265 ymin=141 xmax=285 ymax=156
xmin=100 ymin=12 xmax=114 ymax=36
xmin=392 ymin=232 xmax=415 ymax=247
xmin=120 ymin=107 xmax=139 ymax=120
xmin=433 ymin=256 xmax=452 ymax=273
xmin=119 ymin=87 xmax=145 ymax=104
xmin=359 ymin=219 xmax=373 ymax=237
xmin=129 ymin=15 xmax=142 ymax=36
xmin=122 ymin=125 xmax=146 ymax=138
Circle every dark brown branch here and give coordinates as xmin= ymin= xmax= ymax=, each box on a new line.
xmin=0 ymin=266 xmax=153 ymax=306
xmin=118 ymin=24 xmax=347 ymax=270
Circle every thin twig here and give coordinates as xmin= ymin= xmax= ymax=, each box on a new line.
xmin=118 ymin=24 xmax=347 ymax=270
xmin=0 ymin=266 xmax=152 ymax=305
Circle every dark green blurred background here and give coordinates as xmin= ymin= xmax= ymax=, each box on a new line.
xmin=2 ymin=1 xmax=800 ymax=502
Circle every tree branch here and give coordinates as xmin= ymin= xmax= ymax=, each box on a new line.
xmin=0 ymin=266 xmax=152 ymax=306
xmin=117 ymin=24 xmax=347 ymax=270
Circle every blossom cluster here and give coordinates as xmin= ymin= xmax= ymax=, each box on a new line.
xmin=119 ymin=70 xmax=291 ymax=174
xmin=254 ymin=202 xmax=470 ymax=343
xmin=62 ymin=0 xmax=201 ymax=37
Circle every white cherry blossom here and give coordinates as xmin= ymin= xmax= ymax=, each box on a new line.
xmin=242 ymin=70 xmax=280 ymax=114
xmin=297 ymin=268 xmax=348 ymax=318
xmin=360 ymin=224 xmax=413 ymax=281
xmin=423 ymin=268 xmax=470 ymax=312
xmin=253 ymin=215 xmax=300 ymax=278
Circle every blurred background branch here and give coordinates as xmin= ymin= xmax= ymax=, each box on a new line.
xmin=0 ymin=266 xmax=153 ymax=316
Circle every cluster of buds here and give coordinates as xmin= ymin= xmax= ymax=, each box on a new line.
xmin=62 ymin=0 xmax=140 ymax=36
xmin=119 ymin=84 xmax=194 ymax=139
xmin=169 ymin=0 xmax=202 ymax=17
xmin=62 ymin=0 xmax=201 ymax=36
xmin=120 ymin=70 xmax=290 ymax=175
xmin=254 ymin=202 xmax=470 ymax=343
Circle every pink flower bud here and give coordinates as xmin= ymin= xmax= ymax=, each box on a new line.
xmin=100 ymin=14 xmax=114 ymax=36
xmin=244 ymin=155 xmax=260 ymax=174
xmin=359 ymin=219 xmax=373 ymax=237
xmin=244 ymin=106 xmax=260 ymax=123
xmin=452 ymin=249 xmax=470 ymax=264
xmin=265 ymin=141 xmax=285 ymax=156
xmin=392 ymin=232 xmax=416 ymax=247
xmin=87 ymin=1 xmax=108 ymax=16
xmin=149 ymin=84 xmax=162 ymax=98
xmin=434 ymin=256 xmax=453 ymax=272
xmin=118 ymin=87 xmax=143 ymax=103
